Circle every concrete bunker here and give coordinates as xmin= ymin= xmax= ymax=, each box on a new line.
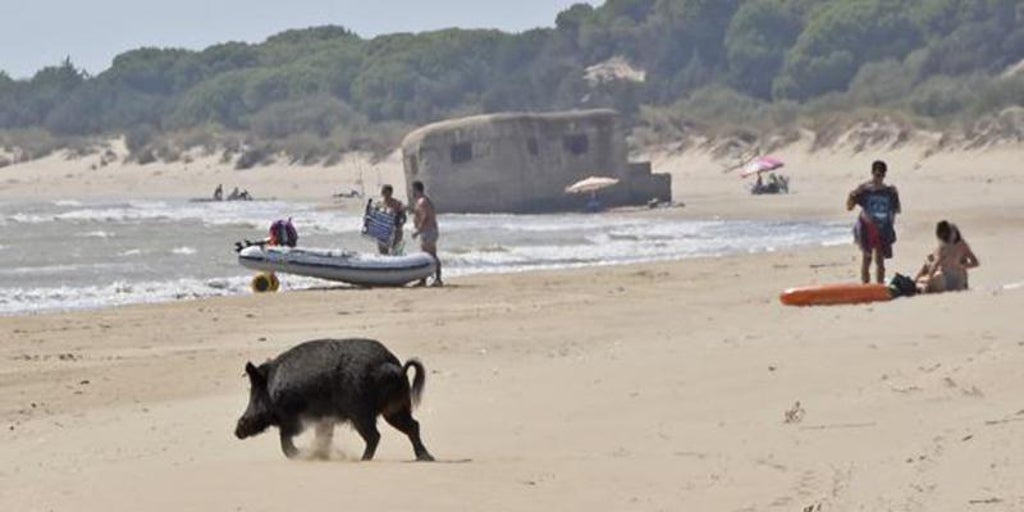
xmin=401 ymin=109 xmax=671 ymax=213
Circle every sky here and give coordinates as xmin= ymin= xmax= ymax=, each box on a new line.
xmin=1 ymin=0 xmax=599 ymax=79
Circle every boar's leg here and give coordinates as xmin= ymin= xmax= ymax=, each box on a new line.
xmin=312 ymin=421 xmax=335 ymax=460
xmin=353 ymin=416 xmax=381 ymax=461
xmin=279 ymin=423 xmax=301 ymax=459
xmin=384 ymin=409 xmax=434 ymax=462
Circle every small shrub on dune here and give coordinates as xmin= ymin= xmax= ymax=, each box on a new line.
xmin=276 ymin=132 xmax=331 ymax=165
xmin=322 ymin=152 xmax=342 ymax=167
xmin=62 ymin=137 xmax=99 ymax=159
xmin=355 ymin=121 xmax=410 ymax=159
xmin=969 ymin=74 xmax=1024 ymax=117
xmin=235 ymin=145 xmax=272 ymax=170
xmin=0 ymin=128 xmax=63 ymax=161
xmin=170 ymin=125 xmax=229 ymax=155
xmin=125 ymin=125 xmax=156 ymax=155
xmin=907 ymin=75 xmax=983 ymax=119
xmin=155 ymin=143 xmax=181 ymax=163
xmin=135 ymin=148 xmax=157 ymax=165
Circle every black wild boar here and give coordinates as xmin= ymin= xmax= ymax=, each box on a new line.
xmin=235 ymin=338 xmax=434 ymax=461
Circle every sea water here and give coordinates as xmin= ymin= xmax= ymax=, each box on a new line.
xmin=0 ymin=199 xmax=850 ymax=315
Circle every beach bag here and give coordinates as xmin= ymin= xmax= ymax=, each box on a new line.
xmin=269 ymin=218 xmax=298 ymax=247
xmin=888 ymin=273 xmax=917 ymax=298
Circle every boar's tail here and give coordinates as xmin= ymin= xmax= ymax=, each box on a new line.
xmin=403 ymin=359 xmax=426 ymax=407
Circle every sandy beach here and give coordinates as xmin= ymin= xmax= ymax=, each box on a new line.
xmin=1 ymin=139 xmax=1022 ymax=511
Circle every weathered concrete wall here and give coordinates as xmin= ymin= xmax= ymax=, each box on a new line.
xmin=401 ymin=109 xmax=671 ymax=213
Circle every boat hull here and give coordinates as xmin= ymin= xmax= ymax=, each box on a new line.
xmin=238 ymin=246 xmax=436 ymax=287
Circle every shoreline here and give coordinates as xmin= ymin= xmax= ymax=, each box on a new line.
xmin=4 ymin=234 xmax=1020 ymax=321
xmin=0 ymin=194 xmax=854 ymax=317
xmin=0 ymin=223 xmax=850 ymax=318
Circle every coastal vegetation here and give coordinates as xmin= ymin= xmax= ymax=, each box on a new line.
xmin=1 ymin=0 xmax=1022 ymax=165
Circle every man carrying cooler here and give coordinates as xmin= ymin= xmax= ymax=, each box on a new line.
xmin=377 ymin=184 xmax=406 ymax=255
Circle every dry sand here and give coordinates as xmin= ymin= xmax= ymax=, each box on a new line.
xmin=1 ymin=138 xmax=1022 ymax=511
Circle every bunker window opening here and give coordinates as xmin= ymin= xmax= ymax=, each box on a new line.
xmin=450 ymin=142 xmax=472 ymax=164
xmin=527 ymin=137 xmax=539 ymax=156
xmin=563 ymin=134 xmax=588 ymax=155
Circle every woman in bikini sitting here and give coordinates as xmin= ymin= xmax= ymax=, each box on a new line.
xmin=915 ymin=220 xmax=979 ymax=293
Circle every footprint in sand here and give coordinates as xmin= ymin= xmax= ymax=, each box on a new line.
xmin=784 ymin=401 xmax=806 ymax=424
xmin=794 ymin=470 xmax=819 ymax=498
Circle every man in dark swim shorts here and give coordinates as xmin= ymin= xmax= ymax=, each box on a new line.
xmin=847 ymin=160 xmax=901 ymax=284
xmin=411 ymin=180 xmax=442 ymax=287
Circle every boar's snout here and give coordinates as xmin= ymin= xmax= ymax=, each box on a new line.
xmin=235 ymin=415 xmax=267 ymax=439
xmin=234 ymin=421 xmax=248 ymax=439
xmin=237 ymin=361 xmax=272 ymax=440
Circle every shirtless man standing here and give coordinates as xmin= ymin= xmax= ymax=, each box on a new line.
xmin=411 ymin=180 xmax=442 ymax=287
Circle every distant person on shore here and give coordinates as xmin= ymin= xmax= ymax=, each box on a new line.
xmin=847 ymin=160 xmax=901 ymax=284
xmin=411 ymin=180 xmax=442 ymax=287
xmin=377 ymin=184 xmax=406 ymax=255
xmin=228 ymin=187 xmax=241 ymax=200
xmin=915 ymin=221 xmax=979 ymax=293
xmin=213 ymin=184 xmax=223 ymax=201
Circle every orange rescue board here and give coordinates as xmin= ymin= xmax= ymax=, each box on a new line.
xmin=780 ymin=283 xmax=892 ymax=306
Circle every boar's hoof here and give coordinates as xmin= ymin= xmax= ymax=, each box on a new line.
xmin=280 ymin=434 xmax=300 ymax=459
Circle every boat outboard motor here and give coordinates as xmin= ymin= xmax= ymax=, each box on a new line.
xmin=269 ymin=218 xmax=299 ymax=247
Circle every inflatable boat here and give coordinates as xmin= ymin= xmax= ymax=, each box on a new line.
xmin=780 ymin=283 xmax=893 ymax=306
xmin=238 ymin=245 xmax=436 ymax=288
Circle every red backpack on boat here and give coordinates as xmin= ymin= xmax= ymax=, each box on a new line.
xmin=269 ymin=218 xmax=298 ymax=247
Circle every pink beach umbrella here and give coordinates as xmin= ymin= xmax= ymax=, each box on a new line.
xmin=740 ymin=156 xmax=785 ymax=178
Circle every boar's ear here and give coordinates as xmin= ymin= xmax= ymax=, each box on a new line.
xmin=245 ymin=362 xmax=266 ymax=387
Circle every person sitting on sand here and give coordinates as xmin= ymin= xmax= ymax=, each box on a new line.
xmin=228 ymin=187 xmax=241 ymax=200
xmin=847 ymin=160 xmax=901 ymax=284
xmin=915 ymin=221 xmax=979 ymax=293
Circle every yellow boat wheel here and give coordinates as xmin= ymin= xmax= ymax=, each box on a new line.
xmin=251 ymin=272 xmax=278 ymax=293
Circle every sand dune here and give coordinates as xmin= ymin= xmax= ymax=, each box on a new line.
xmin=1 ymin=139 xmax=1022 ymax=510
